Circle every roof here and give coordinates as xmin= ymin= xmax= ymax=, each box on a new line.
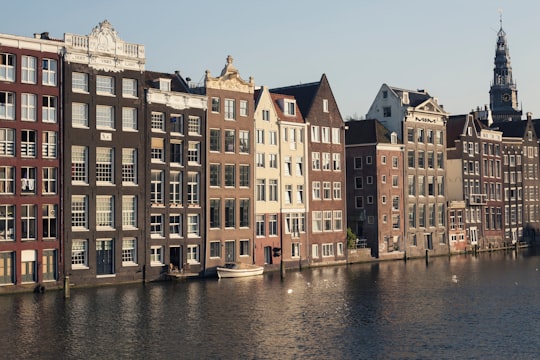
xmin=143 ymin=70 xmax=190 ymax=93
xmin=490 ymin=120 xmax=528 ymax=138
xmin=389 ymin=86 xmax=432 ymax=107
xmin=270 ymin=77 xmax=322 ymax=118
xmin=345 ymin=119 xmax=393 ymax=145
xmin=269 ymin=92 xmax=304 ymax=124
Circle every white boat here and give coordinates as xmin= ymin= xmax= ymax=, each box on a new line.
xmin=217 ymin=263 xmax=264 ymax=279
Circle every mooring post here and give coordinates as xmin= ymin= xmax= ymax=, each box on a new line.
xmin=64 ymin=275 xmax=70 ymax=299
xmin=425 ymin=249 xmax=429 ymax=264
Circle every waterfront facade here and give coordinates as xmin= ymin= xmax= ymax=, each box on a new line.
xmin=0 ymin=32 xmax=64 ymax=293
xmin=62 ymin=21 xmax=147 ymax=286
xmin=366 ymin=85 xmax=449 ymax=257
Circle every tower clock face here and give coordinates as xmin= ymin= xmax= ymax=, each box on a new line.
xmin=502 ymin=93 xmax=511 ymax=102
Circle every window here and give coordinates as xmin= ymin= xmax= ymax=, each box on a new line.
xmin=225 ymin=99 xmax=236 ymax=120
xmin=225 ymin=130 xmax=235 ymax=152
xmin=311 ymin=126 xmax=320 ymax=142
xmin=324 ymin=211 xmax=332 ymax=231
xmin=392 ymin=175 xmax=399 ymax=187
xmin=71 ymin=195 xmax=88 ymax=230
xmin=42 ymin=167 xmax=57 ymax=194
xmin=297 ymin=185 xmax=304 ymax=204
xmin=0 ymin=205 xmax=15 ymax=242
xmin=0 ymin=167 xmax=14 ymax=194
xmin=72 ymin=102 xmax=89 ymax=127
xmin=239 ymin=199 xmax=249 ymax=227
xmin=333 ymin=211 xmax=343 ymax=231
xmin=392 ymin=156 xmax=398 ymax=168
xmin=122 ymin=78 xmax=137 ymax=97
xmin=150 ymin=246 xmax=164 ymax=265
xmin=187 ymin=172 xmax=200 ymax=205
xmin=240 ymin=100 xmax=248 ymax=117
xmin=211 ymin=97 xmax=220 ymax=113
xmin=122 ymin=238 xmax=137 ymax=265
xmin=210 ymin=129 xmax=221 ymax=151
xmin=269 ymin=154 xmax=278 ymax=168
xmin=383 ymin=107 xmax=391 ymax=117
xmin=187 ymin=214 xmax=200 ymax=237
xmin=417 ymin=129 xmax=424 ymax=142
xmin=187 ymin=244 xmax=200 ymax=264
xmin=22 ymin=56 xmax=37 ymax=84
xmin=170 ymin=114 xmax=183 ymax=134
xmin=0 ymin=91 xmax=15 ymax=120
xmin=21 ymin=167 xmax=36 ymax=194
xmin=0 ymin=129 xmax=14 ymax=157
xmin=170 ymin=171 xmax=182 ymax=205
xmin=332 ymin=128 xmax=340 ymax=144
xmin=188 ymin=142 xmax=201 ymax=164
xmin=312 ymin=152 xmax=321 ymax=170
xmin=240 ymin=165 xmax=250 ymax=188
xmin=150 ymin=170 xmax=163 ymax=204
xmin=225 ymin=165 xmax=235 ymax=187
xmin=256 ymin=214 xmax=266 ymax=236
xmin=122 ymin=196 xmax=137 ymax=229
xmin=40 ymin=131 xmax=57 ymax=159
xmin=269 ymin=179 xmax=278 ymax=201
xmin=322 ymin=153 xmax=331 ymax=170
xmin=291 ymin=243 xmax=300 ymax=258
xmin=151 ymin=138 xmax=164 ymax=162
xmin=20 ymin=205 xmax=36 ymax=241
xmin=256 ymin=179 xmax=266 ymax=201
xmin=169 ymin=214 xmax=182 ymax=237
xmin=312 ymin=181 xmax=321 ymax=200
xmin=285 ymin=185 xmax=293 ymax=204
xmin=225 ymin=199 xmax=235 ymax=228
xmin=96 ymin=105 xmax=114 ymax=129
xmin=122 ymin=148 xmax=137 ymax=184
xmin=151 ymin=112 xmax=165 ymax=131
xmin=333 ymin=182 xmax=342 ymax=199
xmin=71 ymin=146 xmax=88 ymax=183
xmin=312 ymin=211 xmax=322 ymax=232
xmin=122 ymin=107 xmax=137 ymax=131
xmin=321 ymin=127 xmax=330 ymax=143
xmin=296 ymin=157 xmax=303 ymax=176
xmin=188 ymin=116 xmax=201 ymax=135
xmin=42 ymin=249 xmax=57 ymax=281
xmin=0 ymin=53 xmax=15 ymax=81
xmin=96 ymin=196 xmax=114 ymax=229
xmin=21 ymin=130 xmax=36 ymax=158
xmin=269 ymin=214 xmax=278 ymax=236
xmin=210 ymin=199 xmax=221 ymax=228
xmin=322 ymin=243 xmax=334 ymax=257
xmin=269 ymin=131 xmax=277 ymax=145
xmin=96 ymin=147 xmax=114 ymax=184
xmin=42 ymin=95 xmax=57 ymax=123
xmin=150 ymin=215 xmax=163 ymax=237
xmin=323 ymin=182 xmax=331 ymax=200
xmin=42 ymin=59 xmax=57 ymax=86
xmin=96 ymin=75 xmax=114 ymax=95
xmin=72 ymin=72 xmax=89 ymax=92
xmin=284 ymin=157 xmax=291 ymax=176
xmin=210 ymin=241 xmax=221 ymax=258
xmin=72 ymin=240 xmax=88 ymax=268
xmin=262 ymin=109 xmax=270 ymax=121
xmin=210 ymin=164 xmax=221 ymax=187
xmin=239 ymin=131 xmax=249 ymax=153
xmin=333 ymin=153 xmax=341 ymax=171
xmin=21 ymin=93 xmax=37 ymax=121
xmin=170 ymin=141 xmax=183 ymax=165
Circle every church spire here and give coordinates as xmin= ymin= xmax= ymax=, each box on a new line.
xmin=489 ymin=13 xmax=522 ymax=122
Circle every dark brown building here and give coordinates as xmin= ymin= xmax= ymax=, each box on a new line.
xmin=62 ymin=21 xmax=147 ymax=286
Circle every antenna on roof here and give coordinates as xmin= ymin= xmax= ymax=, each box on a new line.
xmin=498 ymin=8 xmax=503 ymax=29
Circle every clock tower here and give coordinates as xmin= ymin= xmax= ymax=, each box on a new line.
xmin=489 ymin=17 xmax=522 ymax=122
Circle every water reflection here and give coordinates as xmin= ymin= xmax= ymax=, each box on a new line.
xmin=1 ymin=250 xmax=540 ymax=359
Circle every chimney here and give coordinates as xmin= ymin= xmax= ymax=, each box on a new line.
xmin=527 ymin=112 xmax=532 ymax=121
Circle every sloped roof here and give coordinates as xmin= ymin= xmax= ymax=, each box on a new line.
xmin=270 ymin=79 xmax=320 ymax=118
xmin=447 ymin=115 xmax=467 ymax=146
xmin=490 ymin=120 xmax=528 ymax=138
xmin=269 ymin=92 xmax=304 ymax=124
xmin=345 ymin=119 xmax=392 ymax=145
xmin=143 ymin=70 xmax=190 ymax=93
xmin=389 ymin=86 xmax=432 ymax=107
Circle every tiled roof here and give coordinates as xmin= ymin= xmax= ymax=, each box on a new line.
xmin=345 ymin=119 xmax=392 ymax=145
xmin=269 ymin=92 xmax=304 ymax=124
xmin=490 ymin=120 xmax=528 ymax=137
xmin=389 ymin=86 xmax=432 ymax=107
xmin=143 ymin=70 xmax=190 ymax=93
xmin=270 ymin=78 xmax=321 ymax=118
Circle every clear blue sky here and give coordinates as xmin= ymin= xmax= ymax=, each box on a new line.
xmin=3 ymin=0 xmax=539 ymax=119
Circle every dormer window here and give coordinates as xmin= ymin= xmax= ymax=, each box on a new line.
xmin=285 ymin=100 xmax=295 ymax=116
xmin=391 ymin=132 xmax=397 ymax=144
xmin=156 ymin=78 xmax=171 ymax=92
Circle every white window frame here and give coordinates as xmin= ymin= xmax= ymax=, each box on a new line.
xmin=0 ymin=91 xmax=15 ymax=120
xmin=21 ymin=93 xmax=37 ymax=121
xmin=42 ymin=59 xmax=57 ymax=86
xmin=0 ymin=166 xmax=15 ymax=194
xmin=122 ymin=78 xmax=137 ymax=98
xmin=72 ymin=72 xmax=89 ymax=92
xmin=96 ymin=75 xmax=115 ymax=95
xmin=21 ymin=56 xmax=37 ymax=84
xmin=122 ymin=238 xmax=137 ymax=266
xmin=150 ymin=246 xmax=164 ymax=266
xmin=0 ymin=53 xmax=15 ymax=82
xmin=122 ymin=195 xmax=137 ymax=229
xmin=71 ymin=195 xmax=88 ymax=230
xmin=72 ymin=239 xmax=89 ymax=269
xmin=42 ymin=131 xmax=57 ymax=159
xmin=96 ymin=195 xmax=114 ymax=229
xmin=72 ymin=102 xmax=89 ymax=128
xmin=71 ymin=146 xmax=88 ymax=184
xmin=42 ymin=167 xmax=57 ymax=194
xmin=96 ymin=147 xmax=114 ymax=184
xmin=122 ymin=107 xmax=137 ymax=131
xmin=96 ymin=105 xmax=114 ymax=129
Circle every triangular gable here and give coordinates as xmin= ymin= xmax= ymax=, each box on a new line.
xmin=414 ymin=98 xmax=447 ymax=115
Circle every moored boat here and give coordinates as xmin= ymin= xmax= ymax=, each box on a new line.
xmin=217 ymin=263 xmax=264 ymax=278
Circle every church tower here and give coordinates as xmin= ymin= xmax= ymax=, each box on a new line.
xmin=489 ymin=17 xmax=522 ymax=122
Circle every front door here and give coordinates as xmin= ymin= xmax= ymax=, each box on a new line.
xmin=225 ymin=240 xmax=235 ymax=263
xmin=264 ymin=246 xmax=272 ymax=265
xmin=470 ymin=227 xmax=478 ymax=245
xmin=96 ymin=239 xmax=113 ymax=275
xmin=170 ymin=246 xmax=181 ymax=270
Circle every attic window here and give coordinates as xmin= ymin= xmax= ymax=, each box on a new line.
xmin=285 ymin=100 xmax=296 ymax=116
xmin=382 ymin=91 xmax=388 ymax=99
xmin=391 ymin=132 xmax=397 ymax=144
xmin=157 ymin=78 xmax=171 ymax=91
xmin=323 ymin=99 xmax=329 ymax=113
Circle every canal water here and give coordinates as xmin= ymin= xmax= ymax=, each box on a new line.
xmin=1 ymin=250 xmax=540 ymax=359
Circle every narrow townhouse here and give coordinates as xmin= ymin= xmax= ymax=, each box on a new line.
xmin=144 ymin=71 xmax=207 ymax=279
xmin=345 ymin=119 xmax=405 ymax=258
xmin=367 ymin=85 xmax=449 ymax=257
xmin=62 ymin=21 xmax=147 ymax=285
xmin=195 ymin=56 xmax=255 ymax=274
xmin=271 ymin=74 xmax=347 ymax=266
xmin=0 ymin=32 xmax=64 ymax=292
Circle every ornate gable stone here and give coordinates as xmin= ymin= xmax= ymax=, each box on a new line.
xmin=205 ymin=55 xmax=254 ymax=93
